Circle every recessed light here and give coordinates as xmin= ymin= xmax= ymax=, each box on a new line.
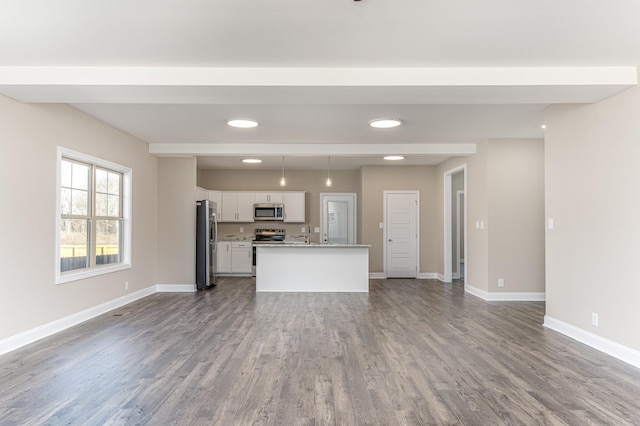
xmin=228 ymin=119 xmax=259 ymax=128
xmin=541 ymin=124 xmax=547 ymax=129
xmin=384 ymin=155 xmax=405 ymax=161
xmin=370 ymin=118 xmax=402 ymax=129
xmin=242 ymin=158 xmax=262 ymax=164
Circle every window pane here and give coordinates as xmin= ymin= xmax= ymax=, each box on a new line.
xmin=60 ymin=219 xmax=89 ymax=272
xmin=61 ymin=188 xmax=72 ymax=215
xmin=108 ymin=194 xmax=120 ymax=217
xmin=108 ymin=172 xmax=120 ymax=195
xmin=61 ymin=160 xmax=72 ymax=187
xmin=72 ymin=162 xmax=89 ymax=190
xmin=95 ymin=193 xmax=108 ymax=217
xmin=96 ymin=169 xmax=108 ymax=193
xmin=96 ymin=219 xmax=121 ymax=265
xmin=71 ymin=189 xmax=88 ymax=215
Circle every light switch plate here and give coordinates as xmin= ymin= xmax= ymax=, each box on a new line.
xmin=379 ymin=222 xmax=384 ymax=229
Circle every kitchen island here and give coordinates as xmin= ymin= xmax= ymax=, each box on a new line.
xmin=255 ymin=243 xmax=370 ymax=292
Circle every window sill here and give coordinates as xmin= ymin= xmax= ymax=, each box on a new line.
xmin=56 ymin=263 xmax=131 ymax=285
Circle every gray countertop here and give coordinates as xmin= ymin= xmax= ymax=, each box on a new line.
xmin=254 ymin=243 xmax=371 ymax=248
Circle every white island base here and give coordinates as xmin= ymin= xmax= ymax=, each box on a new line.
xmin=255 ymin=244 xmax=370 ymax=292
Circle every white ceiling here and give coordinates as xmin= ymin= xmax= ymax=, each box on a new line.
xmin=1 ymin=1 xmax=639 ymax=170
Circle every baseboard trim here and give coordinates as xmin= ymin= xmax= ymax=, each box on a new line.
xmin=0 ymin=285 xmax=156 ymax=357
xmin=157 ymin=284 xmax=196 ymax=292
xmin=437 ymin=273 xmax=446 ymax=282
xmin=0 ymin=283 xmax=199 ymax=357
xmin=368 ymin=272 xmax=438 ymax=280
xmin=544 ymin=315 xmax=640 ymax=369
xmin=465 ymin=285 xmax=545 ymax=301
xmin=417 ymin=272 xmax=438 ymax=279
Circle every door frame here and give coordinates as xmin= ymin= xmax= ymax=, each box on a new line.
xmin=319 ymin=193 xmax=357 ymax=244
xmin=383 ymin=190 xmax=420 ymax=278
xmin=444 ymin=164 xmax=467 ymax=284
xmin=454 ymin=189 xmax=465 ymax=279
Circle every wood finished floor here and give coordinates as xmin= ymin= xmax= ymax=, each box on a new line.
xmin=2 ymin=279 xmax=640 ymax=425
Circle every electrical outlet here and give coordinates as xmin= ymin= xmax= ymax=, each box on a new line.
xmin=498 ymin=278 xmax=505 ymax=287
xmin=125 ymin=281 xmax=129 ymax=290
xmin=240 ymin=226 xmax=244 ymax=233
xmin=301 ymin=226 xmax=306 ymax=233
xmin=592 ymin=312 xmax=599 ymax=326
xmin=314 ymin=227 xmax=320 ymax=233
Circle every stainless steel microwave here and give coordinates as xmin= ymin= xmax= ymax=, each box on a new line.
xmin=253 ymin=203 xmax=284 ymax=221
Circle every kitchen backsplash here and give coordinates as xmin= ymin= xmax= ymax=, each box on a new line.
xmin=217 ymin=222 xmax=317 ymax=243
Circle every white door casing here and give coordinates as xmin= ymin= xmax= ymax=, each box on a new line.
xmin=456 ymin=189 xmax=465 ymax=279
xmin=384 ymin=191 xmax=419 ymax=278
xmin=444 ymin=164 xmax=467 ymax=284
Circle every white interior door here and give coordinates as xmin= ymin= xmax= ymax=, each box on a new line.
xmin=385 ymin=191 xmax=418 ymax=278
xmin=320 ymin=193 xmax=356 ymax=244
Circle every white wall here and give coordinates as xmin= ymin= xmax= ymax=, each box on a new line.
xmin=488 ymin=139 xmax=545 ymax=294
xmin=0 ymin=95 xmax=158 ymax=340
xmin=436 ymin=142 xmax=489 ymax=292
xmin=436 ymin=138 xmax=545 ymax=297
xmin=157 ymin=157 xmax=197 ymax=285
xmin=545 ymin=77 xmax=640 ymax=352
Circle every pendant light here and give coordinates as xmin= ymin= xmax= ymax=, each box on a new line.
xmin=325 ymin=156 xmax=333 ymax=187
xmin=280 ymin=156 xmax=286 ymax=186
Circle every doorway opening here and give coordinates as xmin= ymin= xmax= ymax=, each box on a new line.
xmin=444 ymin=165 xmax=466 ymax=285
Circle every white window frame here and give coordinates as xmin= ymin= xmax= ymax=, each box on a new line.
xmin=55 ymin=147 xmax=132 ymax=284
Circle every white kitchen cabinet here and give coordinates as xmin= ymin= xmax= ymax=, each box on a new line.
xmin=208 ymin=190 xmax=222 ymax=215
xmin=221 ymin=192 xmax=255 ymax=222
xmin=231 ymin=242 xmax=253 ymax=273
xmin=283 ymin=191 xmax=306 ymax=222
xmin=216 ymin=242 xmax=232 ymax=273
xmin=254 ymin=192 xmax=283 ymax=204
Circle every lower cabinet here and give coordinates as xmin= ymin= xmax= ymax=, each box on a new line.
xmin=230 ymin=242 xmax=252 ymax=273
xmin=217 ymin=241 xmax=252 ymax=275
xmin=217 ymin=242 xmax=232 ymax=273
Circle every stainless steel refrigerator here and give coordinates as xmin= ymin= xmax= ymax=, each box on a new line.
xmin=196 ymin=199 xmax=217 ymax=290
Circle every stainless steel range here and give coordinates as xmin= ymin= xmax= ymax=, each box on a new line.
xmin=252 ymin=229 xmax=285 ymax=275
xmin=253 ymin=228 xmax=285 ymax=244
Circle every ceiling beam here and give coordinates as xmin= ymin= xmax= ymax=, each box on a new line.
xmin=149 ymin=143 xmax=477 ymax=157
xmin=0 ymin=66 xmax=636 ymax=104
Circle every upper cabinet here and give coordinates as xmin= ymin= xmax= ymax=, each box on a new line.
xmin=208 ymin=190 xmax=222 ymax=215
xmin=201 ymin=189 xmax=304 ymax=222
xmin=221 ymin=192 xmax=255 ymax=222
xmin=254 ymin=192 xmax=283 ymax=204
xmin=283 ymin=192 xmax=306 ymax=222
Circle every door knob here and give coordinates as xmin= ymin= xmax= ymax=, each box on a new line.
xmin=388 ymin=239 xmax=392 ymax=242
